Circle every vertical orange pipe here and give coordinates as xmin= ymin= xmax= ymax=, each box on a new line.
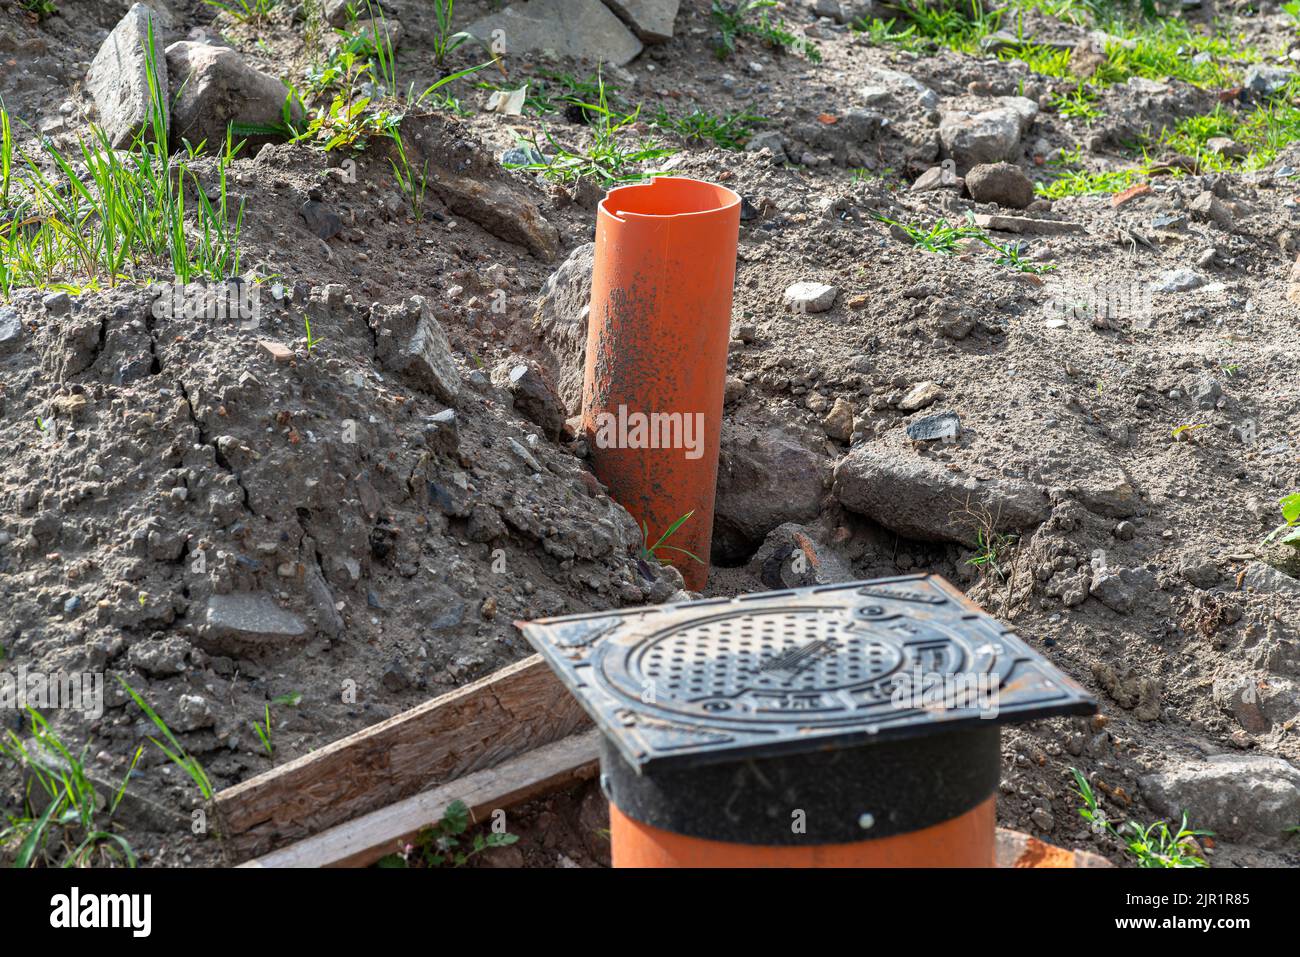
xmin=582 ymin=178 xmax=741 ymax=591
xmin=609 ymin=797 xmax=997 ymax=868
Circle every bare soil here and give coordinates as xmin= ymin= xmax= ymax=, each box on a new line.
xmin=3 ymin=0 xmax=1300 ymax=868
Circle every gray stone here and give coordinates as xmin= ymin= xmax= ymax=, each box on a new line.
xmin=86 ymin=3 xmax=169 ymax=149
xmin=465 ymin=0 xmax=643 ymax=67
xmin=203 ymin=593 xmax=307 ymax=651
xmin=745 ymin=130 xmax=787 ymax=162
xmin=164 ymin=41 xmax=303 ymax=150
xmin=906 ymin=411 xmax=961 ymax=443
xmin=896 ymin=381 xmax=942 ymax=412
xmin=783 ymin=281 xmax=838 ymax=314
xmin=532 ymin=243 xmax=594 ymax=414
xmin=713 ymin=425 xmax=826 ymax=562
xmin=911 ymin=166 xmax=957 ymax=192
xmin=0 ymin=306 xmax=22 ymax=351
xmin=926 ymin=300 xmax=977 ymax=340
xmin=1189 ymin=190 xmax=1234 ymax=230
xmin=1059 ymin=572 xmax=1089 ymax=607
xmin=821 ymin=397 xmax=855 ymax=443
xmin=1244 ymin=64 xmax=1293 ymax=97
xmin=1140 ymin=754 xmax=1300 ymax=848
xmin=42 ymin=292 xmax=72 ymax=316
xmin=381 ymin=659 xmax=413 ymax=693
xmin=300 ymin=200 xmax=343 ymax=240
xmin=173 ymin=693 xmax=215 ymax=732
xmin=832 ymin=448 xmax=1049 ymax=545
xmin=1240 ymin=562 xmax=1300 ymax=596
xmin=860 ymin=65 xmax=938 ymax=109
xmin=603 ymin=0 xmax=679 ymax=42
xmin=127 ymin=636 xmax=190 ymax=676
xmin=494 ymin=359 xmax=566 ymax=440
xmin=965 ymin=161 xmax=1034 ymax=209
xmin=507 ymin=436 xmax=542 ymax=473
xmin=467 ymin=503 xmax=508 ymax=543
xmin=428 ymin=162 xmax=560 ymax=260
xmin=939 ymin=97 xmax=1037 ymax=169
xmin=1190 ymin=376 xmax=1221 ymax=410
xmin=1153 ymin=268 xmax=1205 ymax=293
xmin=370 ymin=296 xmax=460 ymax=404
xmin=501 ymin=144 xmax=547 ymax=167
xmin=1179 ymin=558 xmax=1220 ymax=589
xmin=1089 ymin=566 xmax=1154 ymax=614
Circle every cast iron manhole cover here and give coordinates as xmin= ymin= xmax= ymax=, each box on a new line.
xmin=518 ymin=574 xmax=1095 ymax=772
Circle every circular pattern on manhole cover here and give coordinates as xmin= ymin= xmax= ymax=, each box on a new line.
xmin=594 ymin=606 xmax=975 ymax=724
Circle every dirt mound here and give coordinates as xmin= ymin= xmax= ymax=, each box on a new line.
xmin=3 ymin=0 xmax=1300 ymax=868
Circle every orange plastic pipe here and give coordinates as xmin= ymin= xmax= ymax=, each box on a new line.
xmin=582 ymin=178 xmax=741 ymax=591
xmin=609 ymin=797 xmax=996 ymax=868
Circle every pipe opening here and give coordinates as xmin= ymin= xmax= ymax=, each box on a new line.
xmin=602 ymin=177 xmax=740 ymax=221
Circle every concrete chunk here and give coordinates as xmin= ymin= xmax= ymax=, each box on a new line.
xmin=465 ymin=0 xmax=643 ymax=66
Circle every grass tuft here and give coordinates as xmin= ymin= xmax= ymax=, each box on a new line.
xmin=0 ymin=708 xmax=139 ymax=868
xmin=503 ymin=74 xmax=675 ymax=185
xmin=1 ymin=21 xmax=245 ymax=297
xmin=1072 ymin=767 xmax=1211 ymax=867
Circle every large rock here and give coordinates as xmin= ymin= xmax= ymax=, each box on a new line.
xmin=833 ymin=448 xmax=1049 ymax=545
xmin=533 ymin=243 xmax=594 ymax=414
xmin=1140 ymin=755 xmax=1300 ymax=848
xmin=603 ymin=0 xmax=678 ymax=42
xmin=465 ymin=0 xmax=643 ymax=67
xmin=370 ymin=296 xmax=461 ymax=403
xmin=429 ymin=163 xmax=560 ymax=260
xmin=164 ymin=41 xmax=303 ymax=151
xmin=939 ymin=96 xmax=1037 ymax=170
xmin=86 ymin=3 xmax=169 ymax=148
xmin=713 ymin=425 xmax=826 ymax=562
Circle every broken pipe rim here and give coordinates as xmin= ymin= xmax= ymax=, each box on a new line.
xmin=582 ymin=177 xmax=742 ymax=592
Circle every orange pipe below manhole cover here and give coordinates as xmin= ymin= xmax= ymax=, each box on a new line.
xmin=516 ymin=574 xmax=1096 ymax=868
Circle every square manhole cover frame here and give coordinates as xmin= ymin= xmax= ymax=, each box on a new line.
xmin=516 ymin=574 xmax=1096 ymax=773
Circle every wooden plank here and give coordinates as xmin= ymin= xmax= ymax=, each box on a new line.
xmin=213 ymin=654 xmax=590 ymax=863
xmin=241 ymin=729 xmax=601 ymax=868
